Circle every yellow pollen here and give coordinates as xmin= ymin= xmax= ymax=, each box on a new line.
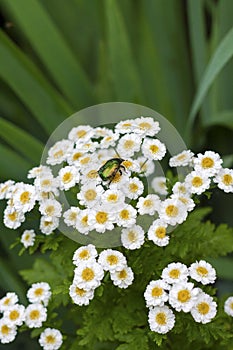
xmin=178 ymin=185 xmax=186 ymax=193
xmin=144 ymin=199 xmax=153 ymax=207
xmin=222 ymin=174 xmax=233 ymax=185
xmin=0 ymin=185 xmax=8 ymax=193
xmin=122 ymin=160 xmax=132 ymax=168
xmin=20 ymin=191 xmax=30 ymax=204
xmin=155 ymin=312 xmax=167 ymax=325
xmin=79 ymin=250 xmax=90 ymax=259
xmin=54 ymin=150 xmax=63 ymax=159
xmin=169 ymin=269 xmax=180 ymax=279
xmin=120 ymin=209 xmax=130 ymax=220
xmin=201 ymin=157 xmax=214 ymax=168
xmin=75 ymin=287 xmax=86 ymax=296
xmin=76 ymin=130 xmax=87 ymax=138
xmin=149 ymin=145 xmax=159 ymax=154
xmin=155 ymin=227 xmax=166 ymax=238
xmin=192 ymin=176 xmax=203 ymax=187
xmin=34 ymin=288 xmax=43 ymax=296
xmin=122 ymin=123 xmax=132 ymax=128
xmin=127 ymin=231 xmax=137 ymax=242
xmin=107 ymin=194 xmax=118 ymax=202
xmin=105 ymin=136 xmax=112 ymax=142
xmin=107 ymin=255 xmax=118 ymax=265
xmin=230 ymin=302 xmax=233 ymax=310
xmin=73 ymin=152 xmax=83 ymax=161
xmin=24 ymin=234 xmax=30 ymax=241
xmin=80 ymin=157 xmax=91 ymax=165
xmin=111 ymin=172 xmax=121 ymax=183
xmin=177 ymin=289 xmax=191 ymax=303
xmin=118 ymin=269 xmax=127 ymax=279
xmin=46 ymin=335 xmax=56 ymax=344
xmin=42 ymin=179 xmax=51 ymax=186
xmin=8 ymin=212 xmax=17 ymax=221
xmin=62 ymin=172 xmax=73 ymax=183
xmin=129 ymin=183 xmax=139 ymax=192
xmin=44 ymin=220 xmax=52 ymax=227
xmin=179 ymin=197 xmax=188 ymax=205
xmin=1 ymin=325 xmax=10 ymax=335
xmin=69 ymin=212 xmax=78 ymax=221
xmin=29 ymin=310 xmax=40 ymax=320
xmin=9 ymin=310 xmax=19 ymax=321
xmin=87 ymin=170 xmax=98 ymax=179
xmin=152 ymin=287 xmax=163 ymax=297
xmin=197 ymin=302 xmax=210 ymax=315
xmin=139 ymin=122 xmax=151 ymax=130
xmin=165 ymin=205 xmax=178 ymax=217
xmin=45 ymin=205 xmax=55 ymax=216
xmin=3 ymin=298 xmax=10 ymax=306
xmin=177 ymin=154 xmax=186 ymax=161
xmin=81 ymin=215 xmax=88 ymax=226
xmin=81 ymin=268 xmax=94 ymax=281
xmin=124 ymin=140 xmax=134 ymax=149
xmin=196 ymin=266 xmax=208 ymax=276
xmin=84 ymin=189 xmax=97 ymax=201
xmin=96 ymin=211 xmax=108 ymax=224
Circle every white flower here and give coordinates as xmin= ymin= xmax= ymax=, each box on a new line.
xmin=121 ymin=158 xmax=141 ymax=173
xmin=122 ymin=177 xmax=144 ymax=199
xmin=40 ymin=216 xmax=59 ymax=235
xmin=159 ymin=198 xmax=188 ymax=226
xmin=137 ymin=156 xmax=155 ymax=176
xmin=169 ymin=150 xmax=194 ymax=167
xmin=224 ymin=296 xmax=233 ymax=317
xmin=115 ymin=119 xmax=136 ymax=134
xmin=184 ymin=171 xmax=211 ymax=195
xmin=39 ymin=328 xmax=63 ymax=350
xmin=34 ymin=173 xmax=59 ymax=196
xmin=189 ymin=260 xmax=216 ymax=285
xmin=147 ymin=220 xmax=169 ymax=247
xmin=116 ymin=204 xmax=137 ymax=228
xmin=108 ymin=172 xmax=130 ymax=190
xmin=110 ymin=266 xmax=134 ymax=289
xmin=3 ymin=206 xmax=25 ymax=229
xmin=121 ymin=225 xmax=145 ymax=250
xmin=69 ymin=283 xmax=95 ymax=306
xmin=100 ymin=131 xmax=119 ymax=149
xmin=168 ymin=282 xmax=199 ymax=312
xmin=0 ymin=293 xmax=18 ymax=313
xmin=21 ymin=229 xmax=36 ymax=248
xmin=151 ymin=177 xmax=168 ymax=196
xmin=117 ymin=133 xmax=142 ymax=157
xmin=137 ymin=194 xmax=160 ymax=215
xmin=58 ymin=166 xmax=79 ymax=190
xmin=77 ymin=184 xmax=104 ymax=208
xmin=67 ymin=149 xmax=85 ymax=166
xmin=134 ymin=116 xmax=160 ymax=137
xmin=170 ymin=194 xmax=195 ymax=212
xmin=3 ymin=304 xmax=25 ymax=326
xmin=0 ymin=318 xmax=17 ymax=344
xmin=0 ymin=180 xmax=15 ymax=200
xmin=191 ymin=293 xmax=217 ymax=324
xmin=101 ymin=189 xmax=125 ymax=211
xmin=75 ymin=209 xmax=91 ymax=235
xmin=27 ymin=165 xmax=52 ymax=179
xmin=63 ymin=207 xmax=80 ymax=227
xmin=148 ymin=305 xmax=175 ymax=334
xmin=193 ymin=151 xmax=223 ymax=176
xmin=98 ymin=249 xmax=127 ymax=272
xmin=39 ymin=199 xmax=62 ymax=219
xmin=161 ymin=262 xmax=189 ymax=284
xmin=88 ymin=208 xmax=115 ymax=233
xmin=68 ymin=125 xmax=94 ymax=143
xmin=73 ymin=261 xmax=104 ymax=291
xmin=80 ymin=164 xmax=101 ymax=185
xmin=144 ymin=280 xmax=170 ymax=307
xmin=213 ymin=168 xmax=233 ymax=193
xmin=27 ymin=282 xmax=51 ymax=306
xmin=25 ymin=303 xmax=47 ymax=328
xmin=47 ymin=140 xmax=73 ymax=165
xmin=76 ymin=154 xmax=95 ymax=169
xmin=141 ymin=138 xmax=166 ymax=160
xmin=12 ymin=183 xmax=36 ymax=213
xmin=76 ymin=140 xmax=99 ymax=153
xmin=172 ymin=181 xmax=191 ymax=197
xmin=72 ymin=244 xmax=98 ymax=266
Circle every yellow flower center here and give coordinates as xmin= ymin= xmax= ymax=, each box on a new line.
xmin=107 ymin=255 xmax=119 ymax=265
xmin=44 ymin=220 xmax=52 ymax=227
xmin=80 ymin=157 xmax=91 ymax=165
xmin=1 ymin=325 xmax=10 ymax=335
xmin=87 ymin=170 xmax=98 ymax=179
xmin=196 ymin=266 xmax=208 ymax=276
xmin=155 ymin=312 xmax=167 ymax=325
xmin=152 ymin=287 xmax=163 ymax=297
xmin=79 ymin=250 xmax=90 ymax=260
xmin=3 ymin=298 xmax=10 ymax=306
xmin=177 ymin=289 xmax=191 ymax=303
xmin=197 ymin=302 xmax=210 ymax=315
xmin=84 ymin=189 xmax=97 ymax=201
xmin=107 ymin=194 xmax=118 ymax=202
xmin=155 ymin=227 xmax=166 ymax=238
xmin=111 ymin=172 xmax=121 ymax=183
xmin=20 ymin=191 xmax=30 ymax=204
xmin=165 ymin=205 xmax=178 ymax=217
xmin=124 ymin=140 xmax=134 ymax=149
xmin=0 ymin=185 xmax=8 ymax=194
xmin=76 ymin=130 xmax=87 ymax=138
xmin=24 ymin=234 xmax=30 ymax=241
xmin=144 ymin=199 xmax=153 ymax=208
xmin=69 ymin=212 xmax=78 ymax=221
xmin=29 ymin=310 xmax=40 ymax=320
xmin=118 ymin=269 xmax=127 ymax=279
xmin=122 ymin=160 xmax=132 ymax=168
xmin=230 ymin=302 xmax=233 ymax=310
xmin=192 ymin=176 xmax=203 ymax=187
xmin=73 ymin=152 xmax=83 ymax=160
xmin=54 ymin=150 xmax=63 ymax=159
xmin=81 ymin=215 xmax=88 ymax=226
xmin=9 ymin=310 xmax=20 ymax=321
xmin=120 ymin=209 xmax=130 ymax=220
xmin=169 ymin=269 xmax=180 ymax=279
xmin=127 ymin=230 xmax=137 ymax=242
xmin=75 ymin=287 xmax=86 ymax=296
xmin=177 ymin=154 xmax=186 ymax=161
xmin=122 ymin=123 xmax=132 ymax=128
xmin=96 ymin=212 xmax=108 ymax=224
xmin=34 ymin=288 xmax=44 ymax=296
xmin=179 ymin=197 xmax=188 ymax=205
xmin=222 ymin=174 xmax=233 ymax=185
xmin=62 ymin=172 xmax=73 ymax=183
xmin=139 ymin=122 xmax=151 ymax=130
xmin=201 ymin=157 xmax=214 ymax=168
xmin=8 ymin=212 xmax=17 ymax=221
xmin=46 ymin=335 xmax=56 ymax=344
xmin=81 ymin=268 xmax=94 ymax=281
xmin=45 ymin=205 xmax=55 ymax=216
xmin=149 ymin=145 xmax=159 ymax=154
xmin=129 ymin=183 xmax=139 ymax=192
xmin=42 ymin=179 xmax=51 ymax=186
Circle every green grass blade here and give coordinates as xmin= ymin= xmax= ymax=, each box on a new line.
xmin=209 ymin=257 xmax=233 ymax=281
xmin=2 ymin=0 xmax=94 ymax=108
xmin=0 ymin=31 xmax=73 ymax=134
xmin=203 ymin=110 xmax=233 ymax=129
xmin=0 ymin=117 xmax=43 ymax=163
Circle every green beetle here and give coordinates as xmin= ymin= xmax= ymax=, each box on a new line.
xmin=98 ymin=158 xmax=125 ymax=184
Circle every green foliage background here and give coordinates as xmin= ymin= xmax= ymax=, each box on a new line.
xmin=0 ymin=0 xmax=232 ymax=348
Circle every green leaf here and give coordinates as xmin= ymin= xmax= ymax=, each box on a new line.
xmin=208 ymin=257 xmax=233 ymax=280
xmin=203 ymin=110 xmax=233 ymax=129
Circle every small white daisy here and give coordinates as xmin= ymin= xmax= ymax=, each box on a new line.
xmin=151 ymin=177 xmax=168 ymax=196
xmin=0 ymin=319 xmax=17 ymax=344
xmin=27 ymin=282 xmax=51 ymax=306
xmin=191 ymin=293 xmax=217 ymax=324
xmin=73 ymin=261 xmax=104 ymax=291
xmin=147 ymin=220 xmax=169 ymax=247
xmin=137 ymin=194 xmax=160 ymax=216
xmin=224 ymin=296 xmax=233 ymax=317
xmin=121 ymin=225 xmax=145 ymax=250
xmin=193 ymin=151 xmax=223 ymax=176
xmin=3 ymin=304 xmax=25 ymax=326
xmin=213 ymin=168 xmax=233 ymax=193
xmin=75 ymin=209 xmax=91 ymax=235
xmin=58 ymin=166 xmax=80 ymax=191
xmin=101 ymin=189 xmax=125 ymax=211
xmin=170 ymin=194 xmax=195 ymax=212
xmin=141 ymin=138 xmax=166 ymax=161
xmin=121 ymin=158 xmax=141 ymax=173
xmin=27 ymin=165 xmax=52 ymax=179
xmin=3 ymin=206 xmax=25 ymax=229
xmin=63 ymin=207 xmax=80 ymax=227
xmin=21 ymin=229 xmax=36 ymax=248
xmin=117 ymin=133 xmax=142 ymax=158
xmin=0 ymin=293 xmax=18 ymax=313
xmin=144 ymin=280 xmax=170 ymax=307
xmin=88 ymin=208 xmax=115 ymax=233
xmin=76 ymin=154 xmax=95 ymax=169
xmin=137 ymin=156 xmax=155 ymax=176
xmin=68 ymin=125 xmax=94 ymax=143
xmin=39 ymin=199 xmax=62 ymax=219
xmin=77 ymin=183 xmax=103 ymax=208
xmin=34 ymin=173 xmax=59 ymax=196
xmin=98 ymin=249 xmax=127 ymax=272
xmin=69 ymin=283 xmax=95 ymax=306
xmin=100 ymin=131 xmax=119 ymax=149
xmin=0 ymin=180 xmax=15 ymax=200
xmin=116 ymin=204 xmax=137 ymax=228
xmin=67 ymin=149 xmax=85 ymax=166
xmin=72 ymin=244 xmax=98 ymax=266
xmin=161 ymin=262 xmax=189 ymax=285
xmin=159 ymin=198 xmax=188 ymax=226
xmin=168 ymin=282 xmax=199 ymax=312
xmin=134 ymin=116 xmax=160 ymax=137
xmin=39 ymin=328 xmax=63 ymax=350
xmin=148 ymin=305 xmax=175 ymax=334
xmin=172 ymin=181 xmax=192 ymax=197
xmin=122 ymin=177 xmax=144 ymax=200
xmin=24 ymin=303 xmax=47 ymax=328
xmin=76 ymin=140 xmax=99 ymax=153
xmin=12 ymin=183 xmax=36 ymax=213
xmin=40 ymin=216 xmax=59 ymax=235
xmin=115 ymin=119 xmax=136 ymax=134
xmin=169 ymin=150 xmax=194 ymax=167
xmin=184 ymin=171 xmax=211 ymax=195
xmin=110 ymin=266 xmax=134 ymax=289
xmin=47 ymin=140 xmax=73 ymax=165
xmin=79 ymin=164 xmax=101 ymax=185
xmin=189 ymin=260 xmax=216 ymax=285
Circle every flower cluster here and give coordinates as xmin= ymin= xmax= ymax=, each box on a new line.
xmin=69 ymin=244 xmax=134 ymax=306
xmin=144 ymin=260 xmax=217 ymax=334
xmin=0 ymin=283 xmax=62 ymax=349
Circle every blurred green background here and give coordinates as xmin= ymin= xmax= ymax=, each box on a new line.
xmin=0 ymin=0 xmax=233 ymax=348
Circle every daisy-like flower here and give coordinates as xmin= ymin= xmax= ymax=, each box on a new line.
xmin=116 ymin=204 xmax=137 ymax=228
xmin=39 ymin=199 xmax=62 ymax=219
xmin=122 ymin=177 xmax=144 ymax=200
xmin=75 ymin=209 xmax=91 ymax=235
xmin=63 ymin=207 xmax=80 ymax=227
xmin=110 ymin=266 xmax=134 ymax=289
xmin=21 ymin=229 xmax=36 ymax=248
xmin=191 ymin=293 xmax=217 ymax=324
xmin=68 ymin=125 xmax=94 ymax=143
xmin=72 ymin=244 xmax=98 ymax=266
xmin=34 ymin=173 xmax=59 ymax=196
xmin=137 ymin=194 xmax=160 ymax=216
xmin=24 ymin=303 xmax=47 ymax=328
xmin=76 ymin=154 xmax=95 ymax=170
xmin=76 ymin=140 xmax=99 ymax=153
xmin=67 ymin=149 xmax=85 ymax=166
xmin=73 ymin=261 xmax=104 ymax=291
xmin=0 ymin=180 xmax=14 ymax=200
xmin=141 ymin=138 xmax=166 ymax=161
xmin=224 ymin=296 xmax=233 ymax=317
xmin=27 ymin=165 xmax=52 ymax=179
xmin=213 ymin=168 xmax=233 ymax=193
xmin=121 ymin=225 xmax=145 ymax=250
xmin=27 ymin=282 xmax=51 ymax=306
xmin=77 ymin=183 xmax=103 ymax=208
xmin=40 ymin=216 xmax=59 ymax=235
xmin=169 ymin=282 xmax=199 ymax=312
xmin=3 ymin=206 xmax=25 ymax=229
xmin=193 ymin=150 xmax=223 ymax=176
xmin=144 ymin=280 xmax=170 ymax=307
xmin=88 ymin=208 xmax=115 ymax=233
xmin=148 ymin=305 xmax=175 ymax=334
xmin=12 ymin=183 xmax=36 ymax=213
xmin=58 ymin=166 xmax=80 ymax=191
xmin=172 ymin=181 xmax=192 ymax=197
xmin=147 ymin=220 xmax=169 ymax=247
xmin=39 ymin=328 xmax=63 ymax=350
xmin=79 ymin=164 xmax=101 ymax=185
xmin=151 ymin=176 xmax=168 ymax=196
xmin=115 ymin=119 xmax=136 ymax=134
xmin=47 ymin=140 xmax=73 ymax=165
xmin=0 ymin=293 xmax=18 ymax=313
xmin=100 ymin=131 xmax=119 ymax=149
xmin=98 ymin=249 xmax=127 ymax=272
xmin=169 ymin=150 xmax=194 ymax=167
xmin=121 ymin=158 xmax=140 ymax=173
xmin=161 ymin=262 xmax=189 ymax=285
xmin=184 ymin=171 xmax=211 ymax=195
xmin=3 ymin=304 xmax=25 ymax=326
xmin=170 ymin=194 xmax=195 ymax=212
xmin=137 ymin=156 xmax=155 ymax=176
xmin=134 ymin=116 xmax=161 ymax=137
xmin=189 ymin=260 xmax=216 ymax=285
xmin=117 ymin=133 xmax=142 ymax=158
xmin=0 ymin=319 xmax=17 ymax=344
xmin=159 ymin=197 xmax=188 ymax=226
xmin=101 ymin=189 xmax=125 ymax=211
xmin=69 ymin=283 xmax=95 ymax=306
